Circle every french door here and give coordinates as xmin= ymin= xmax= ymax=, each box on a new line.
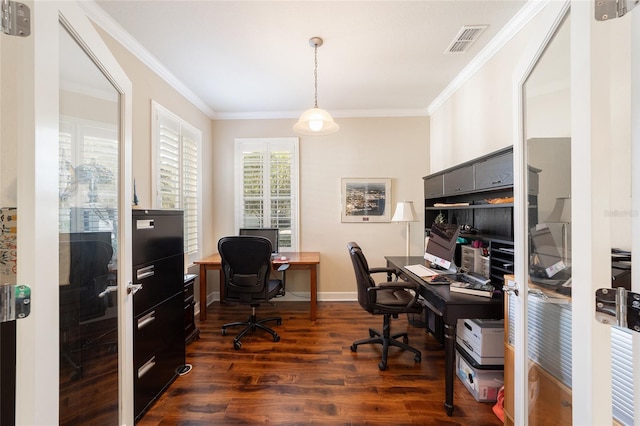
xmin=512 ymin=1 xmax=639 ymax=424
xmin=2 ymin=1 xmax=134 ymax=424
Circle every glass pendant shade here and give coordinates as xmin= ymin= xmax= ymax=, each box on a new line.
xmin=293 ymin=107 xmax=339 ymax=136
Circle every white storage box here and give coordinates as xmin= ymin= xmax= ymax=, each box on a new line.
xmin=456 ymin=346 xmax=504 ymax=402
xmin=456 ymin=318 xmax=504 ymax=365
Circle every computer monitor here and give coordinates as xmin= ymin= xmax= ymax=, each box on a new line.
xmin=238 ymin=228 xmax=279 ymax=254
xmin=530 ymin=224 xmax=566 ymax=278
xmin=424 ymin=223 xmax=460 ymax=272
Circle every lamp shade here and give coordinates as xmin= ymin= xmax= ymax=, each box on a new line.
xmin=391 ymin=201 xmax=418 ymax=222
xmin=293 ymin=107 xmax=339 ymax=136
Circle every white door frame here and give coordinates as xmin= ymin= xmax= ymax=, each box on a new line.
xmin=13 ymin=2 xmax=134 ymax=424
xmin=513 ymin=1 xmax=639 ymax=425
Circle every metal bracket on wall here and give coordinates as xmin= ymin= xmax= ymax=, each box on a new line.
xmin=1 ymin=0 xmax=30 ymax=37
xmin=0 ymin=284 xmax=30 ymax=323
xmin=595 ymin=0 xmax=639 ymax=21
xmin=595 ymin=287 xmax=640 ymax=333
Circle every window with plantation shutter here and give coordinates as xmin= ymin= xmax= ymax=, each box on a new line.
xmin=152 ymin=101 xmax=202 ymax=262
xmin=235 ymin=138 xmax=299 ymax=251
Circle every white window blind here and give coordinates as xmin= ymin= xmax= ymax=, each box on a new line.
xmin=152 ymin=101 xmax=202 ymax=261
xmin=59 ymin=117 xmax=118 ymax=234
xmin=235 ymin=138 xmax=299 ymax=251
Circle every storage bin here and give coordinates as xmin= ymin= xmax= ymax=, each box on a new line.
xmin=456 ymin=344 xmax=504 ymax=402
xmin=456 ymin=318 xmax=504 ymax=365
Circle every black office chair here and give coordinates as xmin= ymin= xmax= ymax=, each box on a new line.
xmin=218 ymin=236 xmax=284 ymax=350
xmin=347 ymin=242 xmax=423 ymax=370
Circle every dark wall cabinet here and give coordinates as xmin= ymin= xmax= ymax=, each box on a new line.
xmin=132 ymin=209 xmax=185 ymax=422
xmin=424 ymin=146 xmax=537 ymax=286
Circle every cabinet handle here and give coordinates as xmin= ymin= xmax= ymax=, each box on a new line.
xmin=136 ymin=265 xmax=155 ymax=280
xmin=137 ymin=356 xmax=156 ymax=378
xmin=137 ymin=310 xmax=156 ymax=329
xmin=491 ymin=180 xmax=502 ymax=185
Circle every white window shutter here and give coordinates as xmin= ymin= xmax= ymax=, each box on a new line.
xmin=152 ymin=101 xmax=202 ymax=262
xmin=235 ymin=138 xmax=299 ymax=251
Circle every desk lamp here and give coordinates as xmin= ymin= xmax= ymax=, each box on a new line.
xmin=392 ymin=201 xmax=418 ymax=257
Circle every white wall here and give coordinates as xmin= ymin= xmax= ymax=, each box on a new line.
xmin=430 ymin=1 xmax=631 ymax=251
xmin=211 ymin=117 xmax=429 ymax=298
xmin=430 ymin=3 xmax=568 ymax=172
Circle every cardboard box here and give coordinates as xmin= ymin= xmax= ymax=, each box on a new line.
xmin=456 ymin=346 xmax=504 ymax=403
xmin=456 ymin=318 xmax=504 ymax=365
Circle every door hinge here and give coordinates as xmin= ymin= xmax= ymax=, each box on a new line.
xmin=0 ymin=284 xmax=31 ymax=323
xmin=595 ymin=287 xmax=640 ymax=333
xmin=595 ymin=0 xmax=639 ymax=21
xmin=1 ymin=0 xmax=30 ymax=37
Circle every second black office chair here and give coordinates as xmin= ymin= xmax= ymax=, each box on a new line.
xmin=218 ymin=236 xmax=284 ymax=350
xmin=347 ymin=241 xmax=423 ymax=370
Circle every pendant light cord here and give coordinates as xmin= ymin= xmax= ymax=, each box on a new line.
xmin=314 ymin=43 xmax=319 ymax=108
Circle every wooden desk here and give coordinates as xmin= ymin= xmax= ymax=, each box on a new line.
xmin=195 ymin=252 xmax=320 ymax=321
xmin=385 ymin=256 xmax=503 ymax=417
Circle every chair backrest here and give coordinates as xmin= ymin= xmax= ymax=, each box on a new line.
xmin=347 ymin=242 xmax=377 ymax=312
xmin=218 ymin=236 xmax=274 ymax=304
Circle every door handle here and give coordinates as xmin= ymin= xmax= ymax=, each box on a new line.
xmin=98 ymin=285 xmax=118 ymax=298
xmin=502 ymin=278 xmax=519 ymax=296
xmin=128 ymin=282 xmax=143 ymax=295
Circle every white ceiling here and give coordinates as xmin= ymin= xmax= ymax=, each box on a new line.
xmin=86 ymin=1 xmax=531 ymax=119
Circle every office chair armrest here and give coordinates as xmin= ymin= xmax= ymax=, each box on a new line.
xmin=368 ymin=267 xmax=399 ymax=282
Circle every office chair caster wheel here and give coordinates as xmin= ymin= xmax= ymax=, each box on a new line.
xmin=273 ymin=334 xmax=280 ymax=342
xmin=277 ymin=319 xmax=282 ymax=326
xmin=221 ymin=328 xmax=228 ymax=336
xmin=350 ymin=344 xmax=357 ymax=352
xmin=403 ymin=336 xmax=409 ymax=344
xmin=414 ymin=355 xmax=421 ymax=363
xmin=378 ymin=361 xmax=387 ymax=371
xmin=233 ymin=340 xmax=242 ymax=350
xmin=369 ymin=329 xmax=376 ymax=338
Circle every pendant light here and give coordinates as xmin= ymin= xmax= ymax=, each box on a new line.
xmin=293 ymin=37 xmax=339 ymax=136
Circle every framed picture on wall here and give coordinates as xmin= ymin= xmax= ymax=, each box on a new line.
xmin=341 ymin=178 xmax=392 ymax=223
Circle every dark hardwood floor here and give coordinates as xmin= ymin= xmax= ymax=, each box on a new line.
xmin=138 ymin=301 xmax=503 ymax=425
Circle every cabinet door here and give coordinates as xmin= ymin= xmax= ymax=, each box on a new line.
xmin=443 ymin=165 xmax=474 ymax=195
xmin=475 ymin=152 xmax=514 ymax=190
xmin=424 ymin=175 xmax=443 ymax=198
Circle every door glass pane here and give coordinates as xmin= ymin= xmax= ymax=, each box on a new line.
xmin=523 ymin=12 xmax=572 ymax=425
xmin=58 ymin=22 xmax=120 ymax=424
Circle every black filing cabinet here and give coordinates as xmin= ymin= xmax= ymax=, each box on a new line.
xmin=132 ymin=209 xmax=185 ymax=421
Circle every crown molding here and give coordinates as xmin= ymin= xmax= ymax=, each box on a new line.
xmin=427 ymin=0 xmax=548 ymax=116
xmin=79 ymin=1 xmax=216 ymax=119
xmin=213 ymin=108 xmax=429 ymax=120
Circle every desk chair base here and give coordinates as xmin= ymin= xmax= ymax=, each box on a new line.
xmin=350 ymin=313 xmax=421 ymax=371
xmin=221 ymin=306 xmax=282 ymax=350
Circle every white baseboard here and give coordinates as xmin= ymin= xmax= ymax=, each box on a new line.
xmin=199 ymin=292 xmax=357 ymax=316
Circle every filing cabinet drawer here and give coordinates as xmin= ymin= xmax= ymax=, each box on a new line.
xmin=133 ymin=253 xmax=183 ymax=316
xmin=134 ymin=293 xmax=184 ymax=367
xmin=132 ymin=210 xmax=184 ymax=265
xmin=134 ymin=339 xmax=183 ymax=419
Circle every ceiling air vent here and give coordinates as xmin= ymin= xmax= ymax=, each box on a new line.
xmin=445 ymin=25 xmax=488 ymax=54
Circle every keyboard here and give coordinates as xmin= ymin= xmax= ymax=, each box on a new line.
xmin=405 ymin=264 xmax=440 ymax=278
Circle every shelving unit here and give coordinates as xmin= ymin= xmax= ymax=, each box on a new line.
xmin=423 ymin=146 xmax=537 ymax=286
